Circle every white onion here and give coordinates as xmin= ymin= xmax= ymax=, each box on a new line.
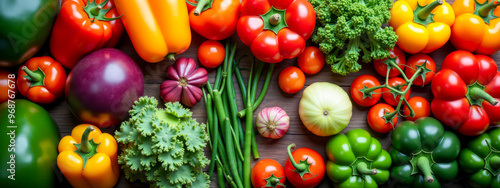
xmin=256 ymin=107 xmax=290 ymax=139
xmin=299 ymin=82 xmax=352 ymax=136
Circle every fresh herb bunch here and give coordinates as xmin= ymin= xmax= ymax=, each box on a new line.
xmin=115 ymin=96 xmax=210 ymax=188
xmin=310 ymin=0 xmax=398 ymax=75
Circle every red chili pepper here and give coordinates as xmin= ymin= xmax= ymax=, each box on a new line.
xmin=237 ymin=0 xmax=316 ymax=63
xmin=188 ymin=0 xmax=240 ymax=40
xmin=50 ymin=0 xmax=123 ymax=69
xmin=431 ymin=50 xmax=499 ymax=136
xmin=17 ymin=56 xmax=67 ymax=104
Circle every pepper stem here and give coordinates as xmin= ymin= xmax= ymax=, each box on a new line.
xmin=22 ymin=66 xmax=42 ymax=82
xmin=490 ymin=156 xmax=500 ymax=169
xmin=417 ymin=0 xmax=443 ymax=21
xmin=479 ymin=0 xmax=500 ymax=18
xmin=356 ymin=162 xmax=377 ymax=175
xmin=469 ymin=86 xmax=498 ymax=105
xmin=417 ymin=157 xmax=434 ymax=183
xmin=287 ymin=143 xmax=307 ymax=172
xmin=81 ymin=126 xmax=95 ymax=153
xmin=269 ymin=14 xmax=281 ymax=26
xmin=167 ymin=53 xmax=176 ymax=61
xmin=194 ymin=0 xmax=211 ymax=16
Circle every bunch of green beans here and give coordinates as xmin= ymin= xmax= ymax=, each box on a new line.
xmin=203 ymin=41 xmax=275 ymax=188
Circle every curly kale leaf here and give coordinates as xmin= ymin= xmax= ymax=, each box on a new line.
xmin=310 ymin=0 xmax=397 ymax=75
xmin=115 ymin=96 xmax=210 ymax=187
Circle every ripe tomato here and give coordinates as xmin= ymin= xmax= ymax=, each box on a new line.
xmin=382 ymin=77 xmax=411 ymax=106
xmin=197 ymin=40 xmax=225 ymax=68
xmin=0 ymin=70 xmax=16 ymax=103
xmin=279 ymin=67 xmax=305 ymax=94
xmin=251 ymin=159 xmax=286 ymax=188
xmin=350 ymin=75 xmax=382 ymax=107
xmin=374 ymin=46 xmax=406 ymax=77
xmin=368 ymin=103 xmax=397 ymax=133
xmin=285 ymin=144 xmax=325 ymax=188
xmin=298 ymin=46 xmax=324 ymax=74
xmin=404 ymin=54 xmax=436 ymax=86
xmin=402 ymin=96 xmax=431 ymax=121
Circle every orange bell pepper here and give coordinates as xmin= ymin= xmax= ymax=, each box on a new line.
xmin=57 ymin=124 xmax=119 ymax=188
xmin=451 ymin=0 xmax=500 ymax=55
xmin=114 ymin=0 xmax=191 ymax=63
xmin=390 ymin=0 xmax=455 ymax=54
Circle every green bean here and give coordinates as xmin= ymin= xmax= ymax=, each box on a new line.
xmin=203 ymin=90 xmax=218 ymax=178
xmin=250 ymin=61 xmax=265 ymax=101
xmin=217 ymin=161 xmax=224 ymax=188
xmin=213 ymin=66 xmax=223 ymax=92
xmin=237 ymin=63 xmax=276 ymax=117
xmin=243 ymin=102 xmax=253 ymax=188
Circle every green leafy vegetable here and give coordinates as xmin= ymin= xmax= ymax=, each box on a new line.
xmin=310 ymin=0 xmax=398 ymax=75
xmin=115 ymin=96 xmax=210 ymax=188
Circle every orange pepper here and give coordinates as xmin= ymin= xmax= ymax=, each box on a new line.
xmin=451 ymin=0 xmax=500 ymax=55
xmin=57 ymin=124 xmax=119 ymax=188
xmin=114 ymin=0 xmax=191 ymax=63
xmin=390 ymin=0 xmax=455 ymax=54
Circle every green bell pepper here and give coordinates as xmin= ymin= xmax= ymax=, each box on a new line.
xmin=0 ymin=99 xmax=60 ymax=187
xmin=0 ymin=0 xmax=58 ymax=67
xmin=325 ymin=129 xmax=392 ymax=187
xmin=390 ymin=117 xmax=461 ymax=187
xmin=459 ymin=128 xmax=500 ymax=188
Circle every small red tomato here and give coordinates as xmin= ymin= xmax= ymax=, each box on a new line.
xmin=279 ymin=67 xmax=305 ymax=94
xmin=350 ymin=75 xmax=382 ymax=107
xmin=197 ymin=40 xmax=225 ymax=68
xmin=374 ymin=46 xmax=406 ymax=77
xmin=405 ymin=54 xmax=436 ymax=86
xmin=285 ymin=144 xmax=325 ymax=188
xmin=0 ymin=70 xmax=17 ymax=103
xmin=251 ymin=159 xmax=286 ymax=188
xmin=298 ymin=46 xmax=325 ymax=74
xmin=402 ymin=96 xmax=431 ymax=121
xmin=368 ymin=103 xmax=397 ymax=133
xmin=382 ymin=77 xmax=411 ymax=106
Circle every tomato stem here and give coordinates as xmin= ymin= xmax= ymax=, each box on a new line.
xmin=469 ymin=86 xmax=498 ymax=105
xmin=417 ymin=157 xmax=434 ymax=183
xmin=269 ymin=13 xmax=281 ymax=26
xmin=479 ymin=0 xmax=500 ymax=18
xmin=80 ymin=126 xmax=95 ymax=153
xmin=417 ymin=0 xmax=443 ymax=21
xmin=287 ymin=143 xmax=307 ymax=172
xmin=356 ymin=161 xmax=377 ymax=175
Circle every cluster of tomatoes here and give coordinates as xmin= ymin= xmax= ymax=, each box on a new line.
xmin=350 ymin=47 xmax=436 ymax=133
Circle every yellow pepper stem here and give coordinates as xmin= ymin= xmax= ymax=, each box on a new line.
xmin=81 ymin=126 xmax=95 ymax=153
xmin=417 ymin=0 xmax=443 ymax=21
xmin=479 ymin=0 xmax=500 ymax=18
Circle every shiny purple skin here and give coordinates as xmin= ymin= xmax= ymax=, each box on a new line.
xmin=160 ymin=57 xmax=207 ymax=107
xmin=65 ymin=48 xmax=144 ymax=128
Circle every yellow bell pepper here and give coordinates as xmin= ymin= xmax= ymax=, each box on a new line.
xmin=114 ymin=0 xmax=191 ymax=63
xmin=390 ymin=0 xmax=455 ymax=54
xmin=57 ymin=124 xmax=119 ymax=188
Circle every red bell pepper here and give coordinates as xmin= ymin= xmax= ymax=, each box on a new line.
xmin=17 ymin=56 xmax=67 ymax=104
xmin=188 ymin=0 xmax=240 ymax=40
xmin=431 ymin=50 xmax=500 ymax=136
xmin=50 ymin=0 xmax=123 ymax=69
xmin=237 ymin=0 xmax=316 ymax=63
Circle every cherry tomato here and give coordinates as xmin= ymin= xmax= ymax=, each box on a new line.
xmin=285 ymin=144 xmax=325 ymax=188
xmin=402 ymin=96 xmax=431 ymax=121
xmin=382 ymin=77 xmax=411 ymax=106
xmin=404 ymin=54 xmax=436 ymax=86
xmin=374 ymin=46 xmax=406 ymax=77
xmin=0 ymin=70 xmax=17 ymax=103
xmin=251 ymin=159 xmax=286 ymax=188
xmin=297 ymin=46 xmax=324 ymax=74
xmin=350 ymin=75 xmax=382 ymax=107
xmin=197 ymin=40 xmax=225 ymax=68
xmin=368 ymin=103 xmax=397 ymax=133
xmin=279 ymin=66 xmax=305 ymax=94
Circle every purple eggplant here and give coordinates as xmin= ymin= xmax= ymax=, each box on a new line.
xmin=65 ymin=48 xmax=144 ymax=128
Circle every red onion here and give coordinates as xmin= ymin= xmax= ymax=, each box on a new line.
xmin=256 ymin=107 xmax=290 ymax=139
xmin=160 ymin=58 xmax=207 ymax=107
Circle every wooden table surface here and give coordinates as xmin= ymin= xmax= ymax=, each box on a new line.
xmin=6 ymin=0 xmax=500 ymax=187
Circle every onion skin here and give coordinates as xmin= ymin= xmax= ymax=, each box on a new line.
xmin=256 ymin=107 xmax=290 ymax=139
xmin=160 ymin=58 xmax=207 ymax=107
